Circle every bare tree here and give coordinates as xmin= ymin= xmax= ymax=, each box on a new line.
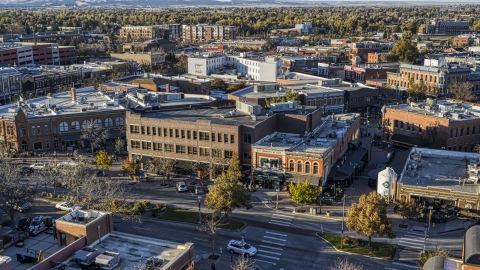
xmin=231 ymin=255 xmax=257 ymax=270
xmin=115 ymin=138 xmax=125 ymax=154
xmin=80 ymin=122 xmax=110 ymax=153
xmin=196 ymin=213 xmax=226 ymax=256
xmin=149 ymin=157 xmax=176 ymax=186
xmin=448 ymin=81 xmax=475 ymax=102
xmin=329 ymin=258 xmax=364 ymax=270
xmin=0 ymin=162 xmax=39 ymax=228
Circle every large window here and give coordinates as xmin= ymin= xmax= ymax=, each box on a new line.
xmin=224 ymin=150 xmax=233 ymax=158
xmin=115 ymin=117 xmax=124 ymax=126
xmin=176 ymin=145 xmax=186 ymax=154
xmin=297 ymin=161 xmax=302 ymax=172
xmin=105 ymin=118 xmax=113 ymax=127
xmin=93 ymin=119 xmax=102 ymax=128
xmin=212 ymin=149 xmax=222 ymax=157
xmin=44 ymin=125 xmax=49 ymax=134
xmin=289 ymin=160 xmax=294 ymax=171
xmin=71 ymin=121 xmax=80 ymax=130
xmin=81 ymin=120 xmax=91 ymax=129
xmin=60 ymin=122 xmax=68 ymax=132
xmin=130 ymin=140 xmax=140 ymax=149
xmin=230 ymin=135 xmax=235 ymax=143
xmin=199 ymin=147 xmax=210 ymax=156
xmin=33 ymin=142 xmax=42 ymax=150
xmin=153 ymin=143 xmax=162 ymax=151
xmin=188 ymin=146 xmax=198 ymax=155
xmin=199 ymin=132 xmax=210 ymax=141
xmin=243 ymin=134 xmax=252 ymax=143
xmin=130 ymin=125 xmax=140 ymax=134
xmin=165 ymin=144 xmax=174 ymax=152
xmin=142 ymin=141 xmax=151 ymax=150
xmin=305 ymin=162 xmax=310 ymax=174
xmin=313 ymin=163 xmax=319 ymax=174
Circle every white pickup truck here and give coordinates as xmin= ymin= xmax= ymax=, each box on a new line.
xmin=29 ymin=216 xmax=48 ymax=236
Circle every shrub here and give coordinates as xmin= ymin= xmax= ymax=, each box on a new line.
xmin=1 ymin=220 xmax=12 ymax=227
xmin=343 ymin=236 xmax=360 ymax=247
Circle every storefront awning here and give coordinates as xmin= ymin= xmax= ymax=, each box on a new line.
xmin=286 ymin=173 xmax=321 ymax=186
xmin=253 ymin=170 xmax=284 ymax=182
xmin=60 ymin=133 xmax=82 ymax=141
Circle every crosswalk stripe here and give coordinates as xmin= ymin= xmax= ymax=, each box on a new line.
xmin=254 ymin=259 xmax=276 ymax=265
xmin=261 ymin=240 xmax=285 ymax=246
xmin=258 ymin=250 xmax=282 ymax=256
xmin=270 ymin=216 xmax=292 ymax=221
xmin=263 ymin=236 xmax=286 ymax=241
xmin=406 ymin=232 xmax=426 ymax=237
xmin=398 ymin=242 xmax=424 ymax=248
xmin=401 ymin=237 xmax=425 ymax=243
xmin=265 ymin=231 xmax=287 ymax=237
xmin=260 ymin=245 xmax=283 ymax=251
xmin=256 ymin=254 xmax=280 ymax=260
xmin=269 ymin=221 xmax=291 ymax=226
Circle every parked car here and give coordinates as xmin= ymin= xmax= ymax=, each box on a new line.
xmin=55 ymin=202 xmax=80 ymax=212
xmin=227 ymin=240 xmax=257 ymax=257
xmin=16 ymin=216 xmax=32 ymax=231
xmin=195 ymin=186 xmax=205 ymax=195
xmin=19 ymin=167 xmax=34 ymax=176
xmin=29 ymin=216 xmax=45 ymax=232
xmin=176 ymin=182 xmax=188 ymax=192
xmin=30 ymin=162 xmax=49 ymax=170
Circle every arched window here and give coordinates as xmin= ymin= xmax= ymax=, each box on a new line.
xmin=305 ymin=162 xmax=310 ymax=174
xmin=60 ymin=122 xmax=68 ymax=132
xmin=81 ymin=120 xmax=91 ymax=129
xmin=297 ymin=161 xmax=302 ymax=173
xmin=70 ymin=121 xmax=80 ymax=130
xmin=313 ymin=163 xmax=319 ymax=174
xmin=289 ymin=160 xmax=294 ymax=171
xmin=115 ymin=117 xmax=124 ymax=126
xmin=93 ymin=119 xmax=102 ymax=128
xmin=105 ymin=118 xmax=113 ymax=127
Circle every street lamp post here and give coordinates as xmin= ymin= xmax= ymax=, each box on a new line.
xmin=275 ymin=184 xmax=280 ymax=210
xmin=198 ymin=195 xmax=202 ymax=224
xmin=341 ymin=195 xmax=346 ymax=249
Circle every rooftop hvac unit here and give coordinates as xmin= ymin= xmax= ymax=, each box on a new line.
xmin=73 ymin=247 xmax=100 ymax=266
xmin=95 ymin=251 xmax=120 ymax=270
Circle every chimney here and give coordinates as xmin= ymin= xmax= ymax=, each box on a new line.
xmin=71 ymin=88 xmax=76 ymax=103
xmin=165 ymin=84 xmax=170 ymax=93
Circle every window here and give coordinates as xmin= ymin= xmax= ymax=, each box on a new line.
xmin=71 ymin=121 xmax=80 ymax=130
xmin=211 ymin=133 xmax=215 ymax=142
xmin=243 ymin=151 xmax=251 ymax=159
xmin=419 ymin=124 xmax=422 ymax=133
xmin=18 ymin=127 xmax=26 ymax=136
xmin=459 ymin=145 xmax=463 ymax=151
xmin=212 ymin=149 xmax=222 ymax=157
xmin=32 ymin=126 xmax=36 ymax=135
xmin=141 ymin=126 xmax=145 ymax=134
xmin=53 ymin=124 xmax=57 ymax=133
xmin=289 ymin=160 xmax=295 ymax=171
xmin=141 ymin=141 xmax=151 ymax=150
xmin=193 ymin=131 xmax=197 ymax=140
xmin=297 ymin=161 xmax=302 ymax=172
xmin=176 ymin=145 xmax=186 ymax=154
xmin=474 ymin=126 xmax=476 ymax=135
xmin=169 ymin=129 xmax=173 ymax=138
xmin=453 ymin=146 xmax=457 ymax=151
xmin=199 ymin=132 xmax=210 ymax=141
xmin=164 ymin=128 xmax=167 ymax=137
xmin=36 ymin=126 xmax=41 ymax=135
xmin=243 ymin=134 xmax=252 ymax=143
xmin=450 ymin=129 xmax=453 ymax=138
xmin=153 ymin=127 xmax=156 ymax=135
xmin=82 ymin=120 xmax=91 ymax=129
xmin=224 ymin=134 xmax=228 ymax=143
xmin=153 ymin=142 xmax=162 ymax=151
xmin=60 ymin=122 xmax=68 ymax=132
xmin=165 ymin=144 xmax=174 ymax=152
xmin=130 ymin=125 xmax=140 ymax=134
xmin=313 ymin=163 xmax=319 ymax=174
xmin=181 ymin=130 xmax=185 ymax=139
xmin=400 ymin=121 xmax=403 ymax=129
xmin=455 ymin=128 xmax=458 ymax=137
xmin=199 ymin=147 xmax=210 ymax=156
xmin=187 ymin=130 xmax=191 ymax=139
xmin=394 ymin=120 xmax=398 ymax=128
xmin=467 ymin=127 xmax=470 ymax=135
xmin=93 ymin=119 xmax=102 ymax=128
xmin=460 ymin=128 xmax=464 ymax=136
xmin=158 ymin=127 xmax=161 ymax=136
xmin=188 ymin=146 xmax=198 ymax=155
xmin=224 ymin=150 xmax=233 ymax=158
xmin=115 ymin=117 xmax=124 ymax=126
xmin=147 ymin=127 xmax=151 ymax=135
xmin=130 ymin=140 xmax=140 ymax=149
xmin=175 ymin=129 xmax=179 ymax=138
xmin=105 ymin=118 xmax=113 ymax=127
xmin=218 ymin=133 xmax=222 ymax=142
xmin=230 ymin=135 xmax=235 ymax=143
xmin=305 ymin=162 xmax=310 ymax=173
xmin=411 ymin=124 xmax=415 ymax=132
xmin=407 ymin=123 xmax=410 ymax=130
xmin=46 ymin=141 xmax=50 ymax=149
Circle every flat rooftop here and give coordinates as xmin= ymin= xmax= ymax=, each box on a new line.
xmin=229 ymin=84 xmax=344 ymax=99
xmin=61 ymin=232 xmax=190 ymax=270
xmin=0 ymin=87 xmax=125 ymax=118
xmin=400 ymin=147 xmax=480 ymax=194
xmin=386 ymin=99 xmax=480 ymax=122
xmin=57 ymin=209 xmax=108 ymax=225
xmin=254 ymin=113 xmax=359 ymax=155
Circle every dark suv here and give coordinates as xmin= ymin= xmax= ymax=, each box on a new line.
xmin=16 ymin=216 xmax=32 ymax=231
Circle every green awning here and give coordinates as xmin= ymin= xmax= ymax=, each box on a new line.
xmin=269 ymin=159 xmax=279 ymax=165
xmin=260 ymin=158 xmax=268 ymax=163
xmin=253 ymin=170 xmax=283 ymax=182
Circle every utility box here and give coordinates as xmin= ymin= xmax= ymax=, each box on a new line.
xmin=310 ymin=207 xmax=317 ymax=215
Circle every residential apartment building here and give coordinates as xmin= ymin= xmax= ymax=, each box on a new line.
xmin=252 ymin=113 xmax=360 ymax=188
xmin=19 ymin=66 xmax=83 ymax=98
xmin=0 ymin=87 xmax=125 ymax=154
xmin=349 ymin=41 xmax=393 ymax=61
xmin=160 ymin=24 xmax=182 ymax=40
xmin=182 ymin=24 xmax=236 ymax=43
xmin=110 ymin=52 xmax=165 ymax=66
xmin=0 ymin=42 xmax=76 ymax=66
xmin=119 ymin=25 xmax=169 ymax=41
xmin=382 ymin=99 xmax=480 ymax=151
xmin=187 ymin=53 xmax=282 ymax=82
xmin=126 ymin=102 xmax=324 ymax=178
xmin=0 ymin=68 xmax=22 ymax=104
xmin=279 ymin=55 xmax=332 ymax=73
xmin=387 ymin=63 xmax=472 ymax=96
xmin=420 ymin=20 xmax=473 ymax=35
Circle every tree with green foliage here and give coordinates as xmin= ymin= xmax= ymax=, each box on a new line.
xmin=121 ymin=159 xmax=140 ymax=179
xmin=108 ymin=30 xmax=117 ymax=54
xmin=265 ymin=89 xmax=301 ymax=108
xmin=406 ymin=77 xmax=428 ymax=100
xmin=115 ymin=138 xmax=125 ymax=154
xmin=205 ymin=153 xmax=251 ymax=215
xmin=395 ymin=199 xmax=424 ymax=220
xmin=288 ymin=180 xmax=319 ymax=210
xmin=211 ymin=78 xmax=228 ymax=90
xmin=96 ymin=150 xmax=112 ymax=171
xmin=387 ymin=39 xmax=419 ymax=63
xmin=346 ymin=191 xmax=396 ymax=247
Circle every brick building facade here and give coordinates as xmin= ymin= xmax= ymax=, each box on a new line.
xmin=119 ymin=26 xmax=169 ymax=41
xmin=116 ymin=74 xmax=211 ymax=95
xmin=0 ymin=42 xmax=76 ymax=67
xmin=182 ymin=25 xmax=236 ymax=43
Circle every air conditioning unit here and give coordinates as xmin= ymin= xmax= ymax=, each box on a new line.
xmin=73 ymin=247 xmax=100 ymax=266
xmin=95 ymin=251 xmax=120 ymax=270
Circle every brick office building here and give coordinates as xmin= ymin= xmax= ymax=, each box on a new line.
xmin=382 ymin=99 xmax=480 ymax=151
xmin=19 ymin=66 xmax=83 ymax=98
xmin=344 ymin=57 xmax=398 ymax=83
xmin=0 ymin=42 xmax=76 ymax=66
xmin=119 ymin=25 xmax=169 ymax=41
xmin=182 ymin=25 xmax=236 ymax=43
xmin=349 ymin=41 xmax=393 ymax=61
xmin=126 ymin=102 xmax=324 ymax=178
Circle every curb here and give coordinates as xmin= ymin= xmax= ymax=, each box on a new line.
xmin=437 ymin=227 xmax=465 ymax=234
xmin=315 ymin=233 xmax=395 ymax=261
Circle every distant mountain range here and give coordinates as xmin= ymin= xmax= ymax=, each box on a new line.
xmin=0 ymin=0 xmax=478 ymax=8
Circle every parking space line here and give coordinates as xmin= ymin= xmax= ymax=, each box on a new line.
xmin=261 ymin=240 xmax=285 ymax=246
xmin=263 ymin=236 xmax=286 ymax=241
xmin=256 ymin=254 xmax=280 ymax=260
xmin=259 ymin=245 xmax=283 ymax=251
xmin=265 ymin=231 xmax=287 ymax=237
xmin=254 ymin=259 xmax=276 ymax=265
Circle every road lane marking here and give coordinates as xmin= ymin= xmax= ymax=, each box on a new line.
xmin=256 ymin=254 xmax=280 ymax=260
xmin=193 ymin=238 xmax=208 ymax=242
xmin=261 ymin=240 xmax=285 ymax=246
xmin=254 ymin=259 xmax=276 ymax=265
xmin=401 ymin=237 xmax=425 ymax=243
xmin=269 ymin=221 xmax=291 ymax=226
xmin=263 ymin=236 xmax=286 ymax=241
xmin=302 ymin=221 xmax=318 ymax=226
xmin=392 ymin=262 xmax=418 ymax=269
xmin=260 ymin=245 xmax=283 ymax=251
xmin=271 ymin=215 xmax=292 ymax=221
xmin=265 ymin=231 xmax=287 ymax=237
xmin=258 ymin=250 xmax=282 ymax=256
